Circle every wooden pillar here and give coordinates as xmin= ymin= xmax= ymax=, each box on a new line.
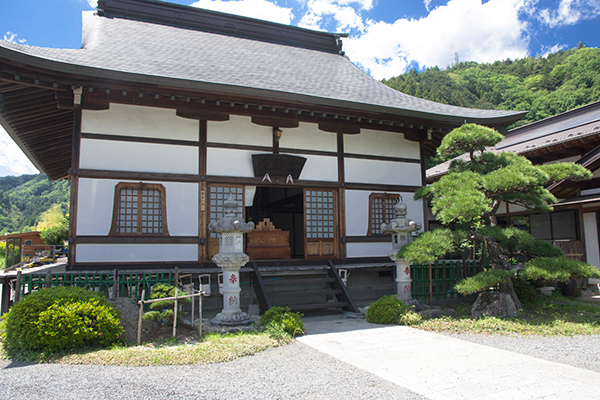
xmin=199 ymin=120 xmax=208 ymax=263
xmin=1 ymin=280 xmax=10 ymax=315
xmin=68 ymin=104 xmax=82 ymax=268
xmin=337 ymin=132 xmax=346 ymax=259
xmin=419 ymin=138 xmax=429 ymax=232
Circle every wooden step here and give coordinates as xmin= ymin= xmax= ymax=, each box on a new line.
xmin=285 ymin=301 xmax=349 ymax=311
xmin=269 ymin=289 xmax=342 ymax=297
xmin=264 ymin=277 xmax=335 ymax=285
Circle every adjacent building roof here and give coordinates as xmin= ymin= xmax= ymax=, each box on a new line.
xmin=0 ymin=0 xmax=527 ymax=180
xmin=427 ymin=101 xmax=600 ymax=184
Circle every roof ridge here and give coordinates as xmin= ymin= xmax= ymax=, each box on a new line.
xmin=97 ymin=0 xmax=346 ymax=55
xmin=497 ymin=118 xmax=600 ymax=149
xmin=503 ymin=100 xmax=600 ymax=138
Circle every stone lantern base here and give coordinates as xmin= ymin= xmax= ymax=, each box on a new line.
xmin=210 ymin=253 xmax=252 ymax=326
xmin=210 ymin=311 xmax=252 ymax=326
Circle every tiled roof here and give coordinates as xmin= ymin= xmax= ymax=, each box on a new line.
xmin=0 ymin=5 xmax=525 ymax=125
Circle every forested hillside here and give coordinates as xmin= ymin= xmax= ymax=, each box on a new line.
xmin=0 ymin=174 xmax=70 ymax=234
xmin=382 ymin=44 xmax=600 ymax=126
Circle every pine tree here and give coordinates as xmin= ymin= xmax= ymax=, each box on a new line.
xmin=400 ymin=124 xmax=598 ymax=310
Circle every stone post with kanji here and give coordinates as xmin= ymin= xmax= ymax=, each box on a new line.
xmin=381 ymin=198 xmax=422 ymax=305
xmin=209 ymin=194 xmax=255 ymax=325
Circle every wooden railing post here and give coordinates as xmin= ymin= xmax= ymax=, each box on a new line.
xmin=14 ymin=271 xmax=22 ymax=303
xmin=45 ymin=271 xmax=52 ymax=289
xmin=112 ymin=269 xmax=119 ymax=298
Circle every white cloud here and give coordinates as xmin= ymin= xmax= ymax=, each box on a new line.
xmin=85 ymin=0 xmax=97 ymax=8
xmin=3 ymin=31 xmax=27 ymax=45
xmin=0 ymin=127 xmax=38 ymax=176
xmin=423 ymin=0 xmax=433 ymax=12
xmin=541 ymin=43 xmax=567 ymax=57
xmin=299 ymin=0 xmax=365 ymax=31
xmin=538 ymin=0 xmax=600 ymax=28
xmin=344 ymin=0 xmax=532 ymax=79
xmin=190 ymin=0 xmax=294 ymax=24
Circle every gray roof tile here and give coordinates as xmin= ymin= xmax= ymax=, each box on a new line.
xmin=0 ymin=9 xmax=525 ymax=124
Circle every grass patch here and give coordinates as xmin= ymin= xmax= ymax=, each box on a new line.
xmin=0 ymin=330 xmax=287 ymax=366
xmin=406 ymin=294 xmax=600 ymax=336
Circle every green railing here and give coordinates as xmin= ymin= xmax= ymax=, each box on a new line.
xmin=18 ymin=271 xmax=176 ymax=300
xmin=411 ymin=259 xmax=481 ymax=302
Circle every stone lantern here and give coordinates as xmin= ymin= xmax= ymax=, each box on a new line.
xmin=209 ymin=194 xmax=255 ymax=325
xmin=381 ymin=198 xmax=422 ymax=305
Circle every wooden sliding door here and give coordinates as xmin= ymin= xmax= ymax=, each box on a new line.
xmin=304 ymin=188 xmax=337 ymax=258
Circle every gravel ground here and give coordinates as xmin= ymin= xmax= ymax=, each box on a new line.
xmin=0 ymin=342 xmax=427 ymax=400
xmin=442 ymin=333 xmax=600 ymax=373
xmin=2 ymin=331 xmax=599 ymax=400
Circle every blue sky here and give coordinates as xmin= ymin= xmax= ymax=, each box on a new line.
xmin=1 ymin=0 xmax=600 ymax=176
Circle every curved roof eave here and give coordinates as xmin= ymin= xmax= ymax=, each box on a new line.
xmin=0 ymin=46 xmax=527 ymax=127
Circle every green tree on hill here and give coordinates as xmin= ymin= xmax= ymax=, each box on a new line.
xmin=0 ymin=174 xmax=69 ymax=234
xmin=382 ymin=45 xmax=600 ymax=127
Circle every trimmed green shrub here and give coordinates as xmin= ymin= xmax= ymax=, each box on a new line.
xmin=259 ymin=307 xmax=305 ymax=338
xmin=2 ymin=286 xmax=122 ymax=354
xmin=511 ymin=277 xmax=538 ymax=304
xmin=366 ymin=295 xmax=409 ymax=324
xmin=398 ymin=310 xmax=422 ymax=325
xmin=143 ymin=284 xmax=191 ymax=323
xmin=36 ymin=299 xmax=122 ymax=351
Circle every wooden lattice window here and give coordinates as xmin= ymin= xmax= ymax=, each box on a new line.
xmin=305 ymin=190 xmax=335 ymax=239
xmin=368 ymin=193 xmax=400 ymax=235
xmin=208 ymin=185 xmax=244 ymax=239
xmin=109 ymin=182 xmax=169 ymax=236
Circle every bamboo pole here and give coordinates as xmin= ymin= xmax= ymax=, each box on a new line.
xmin=198 ymin=291 xmax=202 ymax=338
xmin=137 ymin=289 xmax=145 ymax=345
xmin=191 ymin=289 xmax=195 ymax=328
xmin=135 ymin=291 xmax=204 ymax=343
xmin=173 ymin=288 xmax=178 ymax=337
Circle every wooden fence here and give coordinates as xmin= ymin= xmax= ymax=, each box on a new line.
xmin=411 ymin=259 xmax=481 ymax=302
xmin=15 ymin=270 xmax=176 ymax=302
xmin=10 ymin=260 xmax=482 ymax=309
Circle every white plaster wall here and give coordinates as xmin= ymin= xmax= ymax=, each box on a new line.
xmin=583 ymin=212 xmax=600 ymax=270
xmin=344 ymin=129 xmax=420 ymax=159
xmin=298 ymin=154 xmax=338 ymax=182
xmin=77 ymin=178 xmax=198 ymax=236
xmin=82 ymin=104 xmax=199 ymax=141
xmin=207 ymin=148 xmax=338 ymax=182
xmin=208 ymin=115 xmax=271 ymax=146
xmin=79 ymin=139 xmax=198 ymax=174
xmin=345 ymin=159 xmax=422 ymax=186
xmin=76 ymin=244 xmax=198 ymax=263
xmin=280 ymin=122 xmax=337 ymax=152
xmin=346 ymin=242 xmax=392 ymax=258
xmin=207 ymin=148 xmax=261 ymax=177
xmin=508 ymin=204 xmax=528 ymax=213
xmin=345 ymin=190 xmax=424 ymax=236
xmin=495 ymin=202 xmax=508 ymax=216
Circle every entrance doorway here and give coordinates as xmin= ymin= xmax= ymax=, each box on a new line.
xmin=246 ymin=187 xmax=304 ymax=258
